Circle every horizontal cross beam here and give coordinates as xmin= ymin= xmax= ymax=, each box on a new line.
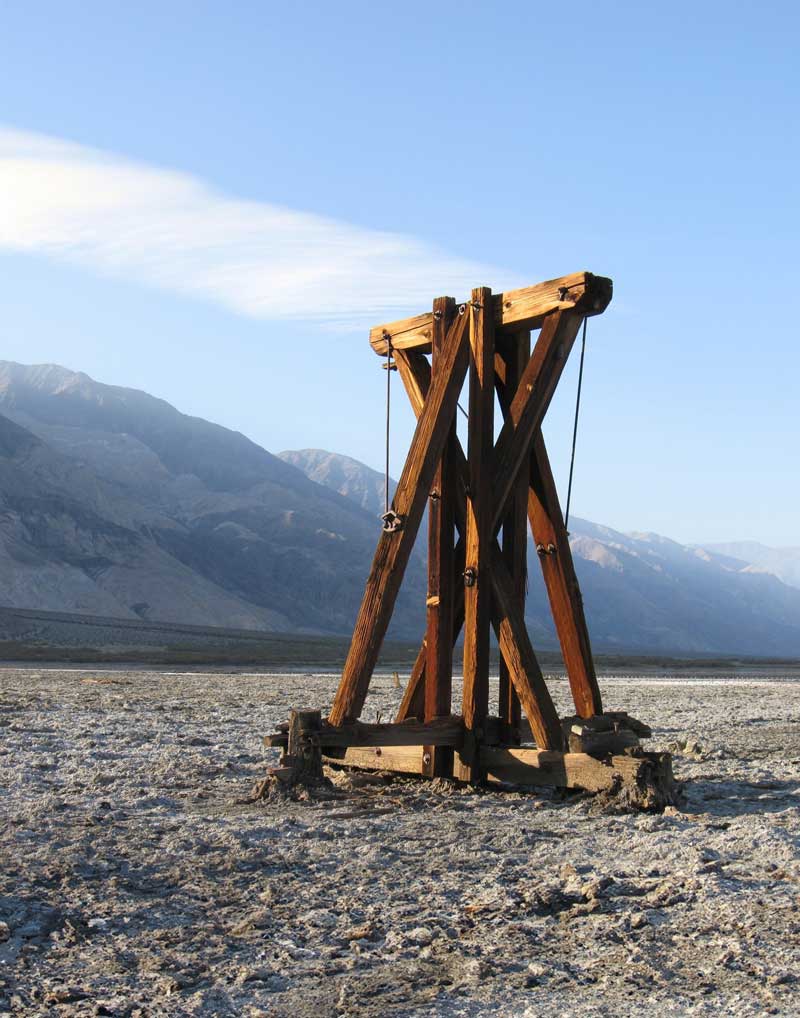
xmin=369 ymin=271 xmax=612 ymax=356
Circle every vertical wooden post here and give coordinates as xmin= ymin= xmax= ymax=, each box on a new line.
xmin=286 ymin=709 xmax=323 ymax=782
xmin=456 ymin=287 xmax=494 ymax=781
xmin=424 ymin=297 xmax=457 ymax=776
xmin=497 ymin=330 xmax=530 ymax=742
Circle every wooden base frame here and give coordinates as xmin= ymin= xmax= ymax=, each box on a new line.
xmin=267 ymin=271 xmax=670 ymax=800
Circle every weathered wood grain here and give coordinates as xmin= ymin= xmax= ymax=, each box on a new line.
xmin=329 ymin=311 xmax=470 ymax=725
xmin=323 ymin=744 xmax=427 ymax=775
xmin=490 ymin=545 xmax=564 ymax=751
xmin=424 ymin=297 xmax=459 ymax=775
xmin=315 ymin=716 xmax=464 ymax=747
xmin=496 ymin=331 xmax=529 ymax=740
xmin=369 ymin=271 xmax=612 ymax=356
xmin=529 ymin=430 xmax=603 ymax=718
xmin=481 ymin=747 xmax=667 ymax=793
xmin=425 ymin=297 xmax=458 ymax=725
xmin=491 ymin=310 xmax=583 ymax=534
xmin=456 ymin=288 xmax=495 ymax=781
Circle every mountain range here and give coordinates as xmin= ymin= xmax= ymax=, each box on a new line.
xmin=0 ymin=360 xmax=798 ymax=657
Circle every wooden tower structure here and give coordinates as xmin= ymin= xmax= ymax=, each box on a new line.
xmin=267 ymin=271 xmax=673 ymax=802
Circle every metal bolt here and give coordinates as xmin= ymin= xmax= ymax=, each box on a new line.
xmin=464 ymin=567 xmax=477 ymax=587
xmin=422 ymin=752 xmax=431 ymax=766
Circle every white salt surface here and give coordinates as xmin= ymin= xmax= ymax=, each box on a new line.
xmin=1 ymin=667 xmax=799 ymax=1016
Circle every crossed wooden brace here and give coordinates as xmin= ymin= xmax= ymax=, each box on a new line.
xmin=328 ymin=293 xmax=603 ymax=752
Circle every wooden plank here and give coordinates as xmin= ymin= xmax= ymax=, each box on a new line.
xmin=529 ymin=430 xmax=603 ymax=718
xmin=490 ymin=545 xmax=564 ymax=751
xmin=393 ymin=348 xmax=466 ymax=726
xmin=324 ymin=745 xmax=426 ymax=775
xmin=394 ymin=348 xmax=469 ymax=533
xmin=481 ymin=747 xmax=659 ymax=792
xmin=369 ymin=312 xmax=435 ymax=356
xmin=491 ymin=310 xmax=583 ymax=534
xmin=497 ymin=331 xmax=529 ymax=740
xmin=457 ymin=287 xmax=495 ymax=781
xmin=329 ymin=311 xmax=470 ymax=725
xmin=393 ymin=347 xmax=429 ymax=417
xmin=370 ymin=272 xmax=613 ymax=356
xmin=315 ymin=716 xmax=464 ymax=747
xmin=425 ymin=297 xmax=458 ymax=728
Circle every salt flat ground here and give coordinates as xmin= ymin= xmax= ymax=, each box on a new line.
xmin=1 ymin=667 xmax=799 ymax=1018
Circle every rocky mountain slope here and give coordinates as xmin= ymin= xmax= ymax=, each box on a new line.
xmin=1 ymin=360 xmax=798 ymax=656
xmin=278 ymin=448 xmax=394 ymax=519
xmin=0 ymin=362 xmax=425 ymax=637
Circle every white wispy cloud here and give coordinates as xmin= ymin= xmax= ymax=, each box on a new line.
xmin=0 ymin=127 xmax=515 ymax=327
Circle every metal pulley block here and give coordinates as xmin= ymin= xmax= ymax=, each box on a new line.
xmin=381 ymin=509 xmax=404 ymax=533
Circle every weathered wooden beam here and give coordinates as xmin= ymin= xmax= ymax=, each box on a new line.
xmin=490 ymin=545 xmax=564 ymax=751
xmin=393 ymin=348 xmax=470 ymax=521
xmin=529 ymin=430 xmax=603 ymax=718
xmin=392 ymin=348 xmax=428 ymax=418
xmin=323 ymin=744 xmax=427 ymax=775
xmin=425 ymin=297 xmax=458 ymax=733
xmin=491 ymin=310 xmax=583 ymax=534
xmin=369 ymin=272 xmax=612 ymax=356
xmin=496 ymin=331 xmax=529 ymax=740
xmin=283 ymin=709 xmax=324 ymax=783
xmin=393 ymin=344 xmax=466 ymax=727
xmin=481 ymin=746 xmax=672 ymax=793
xmin=493 ymin=350 xmax=602 ymax=721
xmin=321 ymin=716 xmax=464 ymax=747
xmin=487 ymin=748 xmax=676 ymax=807
xmin=457 ymin=287 xmax=495 ymax=781
xmin=329 ymin=311 xmax=470 ymax=725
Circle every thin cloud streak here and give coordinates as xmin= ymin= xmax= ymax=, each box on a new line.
xmin=0 ymin=127 xmax=516 ymax=327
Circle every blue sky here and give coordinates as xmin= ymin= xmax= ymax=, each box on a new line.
xmin=1 ymin=1 xmax=798 ymax=545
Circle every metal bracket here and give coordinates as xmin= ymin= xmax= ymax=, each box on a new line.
xmin=381 ymin=509 xmax=404 ymax=533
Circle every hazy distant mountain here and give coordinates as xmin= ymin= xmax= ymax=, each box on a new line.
xmin=0 ymin=362 xmax=798 ymax=657
xmin=535 ymin=521 xmax=800 ymax=656
xmin=279 ymin=448 xmax=395 ymax=519
xmin=0 ymin=362 xmax=425 ymax=636
xmin=700 ymin=541 xmax=800 ymax=591
xmin=286 ymin=449 xmax=800 ymax=657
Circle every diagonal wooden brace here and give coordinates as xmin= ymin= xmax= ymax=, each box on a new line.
xmin=393 ymin=338 xmax=563 ymax=750
xmin=490 ymin=545 xmax=564 ymax=750
xmin=491 ymin=310 xmax=583 ymax=534
xmin=529 ymin=431 xmax=603 ymax=718
xmin=329 ymin=311 xmax=470 ymax=726
xmin=494 ymin=344 xmax=602 ymax=718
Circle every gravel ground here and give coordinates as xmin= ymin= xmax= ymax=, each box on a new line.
xmin=1 ymin=666 xmax=799 ymax=1017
